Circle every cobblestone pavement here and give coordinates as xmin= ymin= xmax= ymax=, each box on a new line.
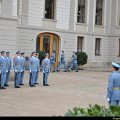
xmin=0 ymin=70 xmax=110 ymax=116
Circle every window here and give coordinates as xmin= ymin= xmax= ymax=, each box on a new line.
xmin=77 ymin=0 xmax=86 ymax=23
xmin=95 ymin=0 xmax=103 ymax=25
xmin=77 ymin=37 xmax=84 ymax=52
xmin=45 ymin=0 xmax=55 ymax=19
xmin=118 ymin=39 xmax=120 ymax=56
xmin=95 ymin=38 xmax=101 ymax=56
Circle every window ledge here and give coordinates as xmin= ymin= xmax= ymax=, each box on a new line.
xmin=76 ymin=23 xmax=87 ymax=26
xmin=94 ymin=25 xmax=104 ymax=28
xmin=43 ymin=18 xmax=57 ymax=22
xmin=117 ymin=55 xmax=120 ymax=57
xmin=95 ymin=55 xmax=101 ymax=56
xmin=115 ymin=26 xmax=120 ymax=29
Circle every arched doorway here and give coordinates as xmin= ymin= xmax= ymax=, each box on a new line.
xmin=36 ymin=32 xmax=60 ymax=67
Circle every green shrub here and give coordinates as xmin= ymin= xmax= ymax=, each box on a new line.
xmin=36 ymin=50 xmax=45 ymax=65
xmin=65 ymin=104 xmax=120 ymax=117
xmin=76 ymin=52 xmax=88 ymax=66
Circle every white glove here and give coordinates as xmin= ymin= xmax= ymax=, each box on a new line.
xmin=106 ymin=98 xmax=110 ymax=102
xmin=39 ymin=69 xmax=40 ymax=72
xmin=43 ymin=71 xmax=45 ymax=73
xmin=15 ymin=70 xmax=17 ymax=73
xmin=29 ymin=70 xmax=31 ymax=73
xmin=0 ymin=71 xmax=1 ymax=74
xmin=6 ymin=70 xmax=8 ymax=73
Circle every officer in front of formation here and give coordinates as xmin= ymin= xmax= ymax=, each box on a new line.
xmin=68 ymin=51 xmax=78 ymax=72
xmin=107 ymin=62 xmax=120 ymax=106
xmin=20 ymin=52 xmax=25 ymax=86
xmin=5 ymin=52 xmax=12 ymax=87
xmin=28 ymin=51 xmax=37 ymax=87
xmin=57 ymin=50 xmax=67 ymax=72
xmin=0 ymin=51 xmax=7 ymax=89
xmin=13 ymin=51 xmax=22 ymax=88
xmin=42 ymin=53 xmax=50 ymax=86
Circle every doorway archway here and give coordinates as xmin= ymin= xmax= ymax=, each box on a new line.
xmin=36 ymin=32 xmax=60 ymax=67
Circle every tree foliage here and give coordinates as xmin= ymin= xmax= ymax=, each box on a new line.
xmin=76 ymin=52 xmax=88 ymax=66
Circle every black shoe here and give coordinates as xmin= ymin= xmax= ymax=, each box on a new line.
xmin=45 ymin=84 xmax=50 ymax=86
xmin=20 ymin=83 xmax=24 ymax=86
xmin=15 ymin=86 xmax=21 ymax=88
xmin=0 ymin=87 xmax=6 ymax=89
xmin=76 ymin=71 xmax=78 ymax=72
xmin=64 ymin=71 xmax=67 ymax=72
xmin=4 ymin=84 xmax=9 ymax=87
xmin=30 ymin=85 xmax=36 ymax=87
xmin=34 ymin=83 xmax=39 ymax=85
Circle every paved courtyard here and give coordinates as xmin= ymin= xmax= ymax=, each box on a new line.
xmin=0 ymin=70 xmax=110 ymax=116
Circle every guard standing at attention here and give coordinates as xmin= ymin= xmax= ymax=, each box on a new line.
xmin=28 ymin=51 xmax=37 ymax=87
xmin=107 ymin=62 xmax=120 ymax=106
xmin=0 ymin=51 xmax=7 ymax=89
xmin=20 ymin=52 xmax=25 ymax=86
xmin=5 ymin=52 xmax=12 ymax=87
xmin=42 ymin=53 xmax=50 ymax=86
xmin=35 ymin=53 xmax=40 ymax=85
xmin=13 ymin=51 xmax=22 ymax=88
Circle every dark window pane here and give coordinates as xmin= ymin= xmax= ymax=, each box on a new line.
xmin=77 ymin=0 xmax=86 ymax=23
xmin=77 ymin=37 xmax=84 ymax=52
xmin=45 ymin=0 xmax=55 ymax=19
xmin=95 ymin=38 xmax=101 ymax=55
xmin=95 ymin=0 xmax=103 ymax=25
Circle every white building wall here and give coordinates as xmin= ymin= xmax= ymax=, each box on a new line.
xmin=28 ymin=0 xmax=44 ymax=26
xmin=18 ymin=0 xmax=23 ymax=25
xmin=12 ymin=0 xmax=17 ymax=16
xmin=56 ymin=0 xmax=70 ymax=30
xmin=0 ymin=0 xmax=2 ymax=15
xmin=0 ymin=19 xmax=17 ymax=55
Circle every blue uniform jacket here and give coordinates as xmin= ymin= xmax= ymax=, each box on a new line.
xmin=107 ymin=71 xmax=120 ymax=100
xmin=50 ymin=53 xmax=56 ymax=64
xmin=72 ymin=53 xmax=77 ymax=64
xmin=36 ymin=58 xmax=40 ymax=71
xmin=21 ymin=57 xmax=26 ymax=71
xmin=5 ymin=57 xmax=12 ymax=71
xmin=42 ymin=58 xmax=50 ymax=73
xmin=13 ymin=56 xmax=22 ymax=72
xmin=0 ymin=56 xmax=7 ymax=72
xmin=61 ymin=53 xmax=66 ymax=63
xmin=29 ymin=56 xmax=37 ymax=72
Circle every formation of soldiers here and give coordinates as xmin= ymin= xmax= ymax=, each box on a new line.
xmin=0 ymin=50 xmax=78 ymax=89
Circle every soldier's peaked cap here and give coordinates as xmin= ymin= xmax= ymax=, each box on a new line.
xmin=112 ymin=62 xmax=120 ymax=68
xmin=16 ymin=51 xmax=21 ymax=54
xmin=6 ymin=51 xmax=10 ymax=54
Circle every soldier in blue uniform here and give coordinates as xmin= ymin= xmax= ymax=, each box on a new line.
xmin=20 ymin=52 xmax=25 ymax=86
xmin=13 ymin=51 xmax=22 ymax=88
xmin=35 ymin=53 xmax=40 ymax=85
xmin=4 ymin=52 xmax=12 ymax=87
xmin=0 ymin=51 xmax=7 ymax=89
xmin=57 ymin=50 xmax=67 ymax=72
xmin=50 ymin=50 xmax=56 ymax=72
xmin=107 ymin=62 xmax=120 ymax=106
xmin=42 ymin=53 xmax=50 ymax=86
xmin=28 ymin=51 xmax=37 ymax=87
xmin=68 ymin=51 xmax=78 ymax=72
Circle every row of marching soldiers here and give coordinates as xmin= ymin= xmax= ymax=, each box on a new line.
xmin=0 ymin=51 xmax=50 ymax=89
